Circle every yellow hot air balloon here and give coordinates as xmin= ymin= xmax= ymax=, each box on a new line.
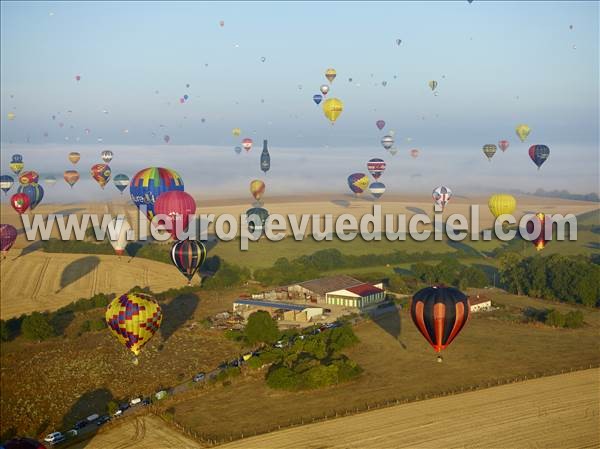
xmin=7 ymin=112 xmax=16 ymax=120
xmin=515 ymin=124 xmax=531 ymax=142
xmin=250 ymin=179 xmax=265 ymax=202
xmin=322 ymin=98 xmax=343 ymax=124
xmin=105 ymin=292 xmax=163 ymax=364
xmin=325 ymin=68 xmax=337 ymax=83
xmin=488 ymin=194 xmax=516 ymax=218
xmin=68 ymin=152 xmax=81 ymax=164
xmin=232 ymin=128 xmax=241 ymax=137
xmin=9 ymin=162 xmax=24 ymax=175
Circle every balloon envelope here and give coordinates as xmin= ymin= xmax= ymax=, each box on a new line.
xmin=19 ymin=171 xmax=39 ymax=186
xmin=369 ymin=182 xmax=386 ymax=199
xmin=482 ymin=144 xmax=497 ymax=161
xmin=170 ymin=239 xmax=207 ymax=282
xmin=105 ymin=293 xmax=163 ymax=357
xmin=312 ymin=94 xmax=323 ymax=105
xmin=367 ymin=158 xmax=386 ymax=180
xmin=0 ymin=175 xmax=14 ymax=194
xmin=347 ymin=173 xmax=369 ymax=194
xmin=432 ymin=186 xmax=452 ymax=209
xmin=322 ymin=98 xmax=343 ymax=123
xmin=410 ymin=286 xmax=469 ymax=353
xmin=488 ymin=194 xmax=516 ymax=218
xmin=0 ymin=224 xmax=18 ymax=255
xmin=130 ymin=167 xmax=184 ymax=220
xmin=242 ymin=138 xmax=253 ymax=152
xmin=10 ymin=192 xmax=30 ymax=214
xmin=528 ymin=144 xmax=550 ymax=169
xmin=381 ymin=135 xmax=394 ymax=150
xmin=246 ymin=207 xmax=270 ymax=234
xmin=64 ymin=170 xmax=80 ymax=187
xmin=498 ymin=140 xmax=510 ymax=152
xmin=515 ymin=124 xmax=531 ymax=142
xmin=91 ymin=163 xmax=111 ymax=188
xmin=108 ymin=217 xmax=132 ymax=256
xmin=250 ymin=179 xmax=266 ymax=201
xmin=154 ymin=190 xmax=197 ymax=237
xmin=17 ymin=183 xmax=43 ymax=210
xmin=376 ymin=120 xmax=385 ymax=130
xmin=113 ymin=174 xmax=130 ymax=193
xmin=68 ymin=152 xmax=81 ymax=164
xmin=101 ymin=150 xmax=114 ymax=163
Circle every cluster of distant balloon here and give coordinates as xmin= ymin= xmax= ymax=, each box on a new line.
xmin=312 ymin=68 xmax=344 ymax=125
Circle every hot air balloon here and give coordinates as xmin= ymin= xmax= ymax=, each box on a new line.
xmin=113 ymin=173 xmax=130 ymax=193
xmin=17 ymin=183 xmax=43 ymax=210
xmin=322 ymin=98 xmax=343 ymax=124
xmin=367 ymin=158 xmax=386 ymax=180
xmin=369 ymin=182 xmax=386 ymax=199
xmin=0 ymin=224 xmax=18 ymax=258
xmin=410 ymin=149 xmax=420 ymax=158
xmin=260 ymin=140 xmax=271 ymax=174
xmin=219 ymin=20 xmax=224 ymax=27
xmin=183 ymin=94 xmax=189 ymax=100
xmin=488 ymin=194 xmax=516 ymax=218
xmin=250 ymin=179 xmax=266 ymax=202
xmin=101 ymin=150 xmax=113 ymax=164
xmin=376 ymin=120 xmax=385 ymax=130
xmin=68 ymin=152 xmax=81 ymax=164
xmin=170 ymin=239 xmax=206 ymax=284
xmin=482 ymin=144 xmax=497 ymax=161
xmin=347 ymin=173 xmax=369 ymax=195
xmin=432 ymin=186 xmax=452 ymax=210
xmin=428 ymin=80 xmax=438 ymax=91
xmin=19 ymin=171 xmax=39 ymax=186
xmin=381 ymin=135 xmax=394 ymax=150
xmin=396 ymin=38 xmax=402 ymax=46
xmin=388 ymin=147 xmax=399 ymax=156
xmin=75 ymin=74 xmax=81 ymax=81
xmin=242 ymin=138 xmax=253 ymax=152
xmin=108 ymin=216 xmax=132 ymax=257
xmin=528 ymin=144 xmax=550 ymax=170
xmin=64 ymin=170 xmax=80 ymax=188
xmin=130 ymin=167 xmax=184 ymax=220
xmin=0 ymin=175 xmax=14 ymax=194
xmin=154 ymin=191 xmax=197 ymax=237
xmin=7 ymin=112 xmax=16 ymax=120
xmin=325 ymin=68 xmax=337 ymax=83
xmin=10 ymin=192 xmax=30 ymax=215
xmin=515 ymin=124 xmax=531 ymax=142
xmin=410 ymin=286 xmax=469 ymax=359
xmin=91 ymin=163 xmax=111 ymax=189
xmin=232 ymin=128 xmax=241 ymax=136
xmin=44 ymin=175 xmax=57 ymax=186
xmin=163 ymin=134 xmax=170 ymax=143
xmin=9 ymin=154 xmax=24 ymax=175
xmin=246 ymin=207 xmax=269 ymax=234
xmin=312 ymin=94 xmax=323 ymax=105
xmin=320 ymin=84 xmax=329 ymax=96
xmin=498 ymin=140 xmax=510 ymax=152
xmin=234 ymin=146 xmax=242 ymax=154
xmin=105 ymin=292 xmax=163 ymax=364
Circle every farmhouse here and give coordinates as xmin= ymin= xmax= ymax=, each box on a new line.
xmin=233 ymin=299 xmax=324 ymax=323
xmin=470 ymin=295 xmax=492 ymax=313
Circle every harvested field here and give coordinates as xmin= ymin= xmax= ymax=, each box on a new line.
xmin=220 ymin=368 xmax=600 ymax=449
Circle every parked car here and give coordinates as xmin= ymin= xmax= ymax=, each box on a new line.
xmin=74 ymin=420 xmax=88 ymax=430
xmin=193 ymin=372 xmax=206 ymax=382
xmin=154 ymin=390 xmax=168 ymax=401
xmin=95 ymin=415 xmax=110 ymax=426
xmin=86 ymin=414 xmax=100 ymax=423
xmin=44 ymin=432 xmax=65 ymax=444
xmin=113 ymin=409 xmax=123 ymax=418
xmin=66 ymin=429 xmax=77 ymax=437
xmin=130 ymin=397 xmax=142 ymax=406
xmin=142 ymin=397 xmax=151 ymax=405
xmin=274 ymin=340 xmax=285 ymax=348
xmin=119 ymin=403 xmax=130 ymax=411
xmin=218 ymin=362 xmax=228 ymax=370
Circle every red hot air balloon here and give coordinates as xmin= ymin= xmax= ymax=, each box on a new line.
xmin=0 ymin=224 xmax=18 ymax=258
xmin=19 ymin=171 xmax=39 ymax=186
xmin=498 ymin=140 xmax=509 ymax=152
xmin=410 ymin=149 xmax=420 ymax=158
xmin=10 ymin=193 xmax=30 ymax=215
xmin=242 ymin=138 xmax=253 ymax=152
xmin=526 ymin=212 xmax=550 ymax=251
xmin=153 ymin=191 xmax=197 ymax=238
xmin=410 ymin=286 xmax=469 ymax=361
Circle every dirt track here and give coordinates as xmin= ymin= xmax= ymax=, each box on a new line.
xmin=0 ymin=250 xmax=188 ymax=318
xmin=219 ymin=368 xmax=600 ymax=449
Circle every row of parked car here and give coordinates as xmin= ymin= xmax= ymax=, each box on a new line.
xmin=43 ymin=395 xmax=156 ymax=445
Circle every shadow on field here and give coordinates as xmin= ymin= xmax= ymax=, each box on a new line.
xmin=61 ymin=388 xmax=114 ymax=447
xmin=58 ymin=256 xmax=100 ymax=291
xmin=472 ymin=264 xmax=500 ymax=287
xmin=368 ymin=302 xmax=406 ymax=349
xmin=53 ymin=207 xmax=85 ymax=215
xmin=18 ymin=240 xmax=43 ymax=257
xmin=331 ymin=199 xmax=350 ymax=208
xmin=159 ymin=294 xmax=200 ymax=342
xmin=585 ymin=242 xmax=600 ymax=250
xmin=446 ymin=240 xmax=481 ymax=257
xmin=406 ymin=206 xmax=427 ymax=215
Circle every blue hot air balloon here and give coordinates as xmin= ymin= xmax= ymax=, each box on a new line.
xmin=17 ymin=183 xmax=44 ymax=210
xmin=313 ymin=94 xmax=323 ymax=105
xmin=0 ymin=175 xmax=14 ymax=194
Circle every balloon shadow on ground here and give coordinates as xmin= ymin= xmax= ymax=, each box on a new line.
xmin=330 ymin=199 xmax=350 ymax=208
xmin=159 ymin=293 xmax=199 ymax=342
xmin=406 ymin=206 xmax=427 ymax=215
xmin=367 ymin=302 xmax=406 ymax=349
xmin=58 ymin=256 xmax=100 ymax=291
xmin=52 ymin=208 xmax=85 ymax=215
xmin=393 ymin=267 xmax=412 ymax=276
xmin=60 ymin=388 xmax=114 ymax=448
xmin=17 ymin=241 xmax=43 ymax=257
xmin=446 ymin=240 xmax=481 ymax=257
xmin=472 ymin=264 xmax=500 ymax=287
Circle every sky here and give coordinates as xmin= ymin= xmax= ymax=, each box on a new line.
xmin=0 ymin=1 xmax=598 ymax=201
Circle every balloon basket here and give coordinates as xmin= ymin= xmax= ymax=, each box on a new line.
xmin=436 ymin=355 xmax=443 ymax=363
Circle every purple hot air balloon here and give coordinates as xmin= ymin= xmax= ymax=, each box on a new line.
xmin=1 ymin=224 xmax=18 ymax=258
xmin=376 ymin=120 xmax=386 ymax=130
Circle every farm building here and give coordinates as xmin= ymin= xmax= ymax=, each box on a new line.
xmin=326 ymin=284 xmax=385 ymax=309
xmin=470 ymin=295 xmax=492 ymax=313
xmin=286 ymin=275 xmax=385 ymax=309
xmin=232 ymin=299 xmax=324 ymax=322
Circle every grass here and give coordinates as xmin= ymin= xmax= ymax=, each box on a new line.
xmin=171 ymin=291 xmax=600 ymax=441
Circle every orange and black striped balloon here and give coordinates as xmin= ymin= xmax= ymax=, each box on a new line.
xmin=170 ymin=239 xmax=206 ymax=283
xmin=410 ymin=286 xmax=470 ymax=353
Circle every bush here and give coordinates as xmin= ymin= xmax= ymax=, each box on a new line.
xmin=332 ymin=357 xmax=363 ymax=382
xmin=245 ymin=311 xmax=279 ymax=345
xmin=564 ymin=310 xmax=585 ymax=328
xmin=107 ymin=400 xmax=119 ymax=416
xmin=202 ymin=262 xmax=250 ymax=289
xmin=21 ymin=313 xmax=55 ymax=341
xmin=266 ymin=366 xmax=300 ymax=390
xmin=326 ymin=326 xmax=359 ymax=352
xmin=545 ymin=309 xmax=566 ymax=328
xmin=224 ymin=329 xmax=245 ymax=342
xmin=0 ymin=316 xmax=23 ymax=342
xmin=301 ymin=364 xmax=338 ymax=389
xmin=79 ymin=318 xmax=106 ymax=334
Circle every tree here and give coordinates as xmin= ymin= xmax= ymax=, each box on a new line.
xmin=545 ymin=309 xmax=565 ymax=328
xmin=21 ymin=312 xmax=55 ymax=341
xmin=266 ymin=366 xmax=299 ymax=390
xmin=106 ymin=400 xmax=119 ymax=416
xmin=498 ymin=252 xmax=526 ymax=295
xmin=245 ymin=311 xmax=279 ymax=345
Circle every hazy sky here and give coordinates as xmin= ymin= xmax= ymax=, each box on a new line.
xmin=0 ymin=1 xmax=598 ymax=200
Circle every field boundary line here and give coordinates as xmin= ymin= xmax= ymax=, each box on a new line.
xmin=31 ymin=257 xmax=51 ymax=300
